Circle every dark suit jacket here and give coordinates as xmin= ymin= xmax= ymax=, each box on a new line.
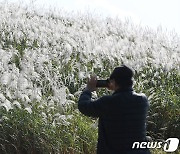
xmin=78 ymin=87 xmax=150 ymax=154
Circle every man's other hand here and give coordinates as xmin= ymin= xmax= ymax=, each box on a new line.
xmin=85 ymin=74 xmax=97 ymax=92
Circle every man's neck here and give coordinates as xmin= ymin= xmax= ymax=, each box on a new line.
xmin=113 ymin=86 xmax=133 ymax=95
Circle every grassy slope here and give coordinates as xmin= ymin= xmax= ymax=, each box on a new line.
xmin=0 ymin=3 xmax=179 ymax=154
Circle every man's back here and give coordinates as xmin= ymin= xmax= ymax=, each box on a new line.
xmin=78 ymin=87 xmax=150 ymax=154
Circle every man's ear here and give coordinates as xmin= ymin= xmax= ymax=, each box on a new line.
xmin=107 ymin=80 xmax=115 ymax=90
xmin=111 ymin=79 xmax=118 ymax=90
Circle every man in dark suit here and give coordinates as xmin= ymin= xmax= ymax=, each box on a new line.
xmin=78 ymin=65 xmax=151 ymax=154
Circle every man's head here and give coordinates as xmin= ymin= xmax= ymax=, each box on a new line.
xmin=108 ymin=65 xmax=134 ymax=91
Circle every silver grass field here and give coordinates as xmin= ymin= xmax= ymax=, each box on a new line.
xmin=0 ymin=2 xmax=179 ymax=154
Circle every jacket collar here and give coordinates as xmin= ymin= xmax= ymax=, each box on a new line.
xmin=112 ymin=87 xmax=133 ymax=95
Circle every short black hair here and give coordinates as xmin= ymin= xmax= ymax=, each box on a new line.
xmin=110 ymin=65 xmax=133 ymax=88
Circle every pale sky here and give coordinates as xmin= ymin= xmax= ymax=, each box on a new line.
xmin=2 ymin=0 xmax=180 ymax=35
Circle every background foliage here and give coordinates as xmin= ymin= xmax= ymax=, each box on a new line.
xmin=0 ymin=2 xmax=179 ymax=154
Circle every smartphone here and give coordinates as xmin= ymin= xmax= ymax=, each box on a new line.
xmin=96 ymin=79 xmax=109 ymax=88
